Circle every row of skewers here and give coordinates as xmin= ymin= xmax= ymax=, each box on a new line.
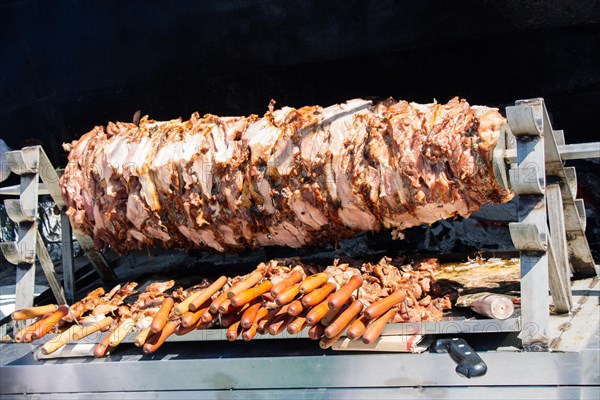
xmin=10 ymin=257 xmax=454 ymax=357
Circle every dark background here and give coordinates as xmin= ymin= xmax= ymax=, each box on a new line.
xmin=0 ymin=1 xmax=599 ymax=269
xmin=1 ymin=0 xmax=599 ymax=166
xmin=1 ymin=0 xmax=599 ymax=258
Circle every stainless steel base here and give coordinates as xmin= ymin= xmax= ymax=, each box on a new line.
xmin=1 ymin=332 xmax=599 ymax=398
xmin=2 ymin=277 xmax=598 ymax=398
xmin=1 ymin=386 xmax=599 ymax=400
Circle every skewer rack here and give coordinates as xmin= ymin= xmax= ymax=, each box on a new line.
xmin=1 ymin=98 xmax=598 ymax=351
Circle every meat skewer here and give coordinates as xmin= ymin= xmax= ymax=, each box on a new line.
xmin=188 ymin=276 xmax=228 ymax=312
xmin=134 ymin=327 xmax=153 ymax=347
xmin=73 ymin=316 xmax=114 ymax=341
xmin=31 ymin=306 xmax=69 ymax=341
xmin=287 ymin=315 xmax=308 ymax=335
xmin=175 ymin=320 xmax=203 ymax=336
xmin=328 ymin=275 xmax=363 ymax=310
xmin=12 ymin=305 xmax=58 ymax=321
xmin=268 ymin=314 xmax=294 ymax=336
xmin=182 ymin=301 xmax=211 ymax=328
xmin=15 ymin=318 xmax=44 ymax=343
xmin=258 ymin=307 xmax=288 ymax=334
xmin=362 ymin=309 xmax=397 ymax=344
xmin=363 ymin=290 xmax=406 ymax=320
xmin=173 ymin=291 xmax=202 ymax=316
xmin=308 ymin=323 xmax=326 ymax=340
xmin=60 ymin=98 xmax=511 ymax=255
xmin=227 ymin=269 xmax=265 ymax=299
xmin=42 ymin=316 xmax=115 ymax=355
xmin=324 ymin=299 xmax=363 ymax=339
xmin=346 ymin=316 xmax=370 ymax=341
xmin=41 ymin=323 xmax=82 ymax=355
xmin=143 ymin=320 xmax=178 ymax=354
xmin=306 ymin=299 xmax=330 ymax=326
xmin=302 ymin=282 xmax=336 ymax=307
xmin=200 ymin=309 xmax=216 ymax=324
xmin=319 ymin=330 xmax=345 ymax=349
xmin=275 ymin=284 xmax=300 ymax=306
xmin=230 ymin=280 xmax=272 ymax=308
xmin=226 ymin=321 xmax=242 ymax=341
xmin=218 ymin=299 xmax=234 ymax=314
xmin=208 ymin=282 xmax=238 ymax=314
xmin=240 ymin=303 xmax=262 ymax=329
xmin=108 ymin=318 xmax=135 ymax=347
xmin=271 ymin=270 xmax=303 ymax=297
xmin=150 ymin=298 xmax=174 ymax=333
xmin=94 ymin=329 xmax=114 ymax=358
xmin=243 ymin=307 xmax=269 ymax=340
xmin=287 ymin=300 xmax=304 ymax=317
xmin=321 ymin=299 xmax=353 ymax=327
xmin=299 ymin=273 xmax=329 ymax=294
xmin=242 ymin=324 xmax=259 ymax=341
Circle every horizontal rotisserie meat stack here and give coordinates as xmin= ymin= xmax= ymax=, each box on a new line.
xmin=11 ymin=257 xmax=454 ymax=356
xmin=60 ymin=97 xmax=512 ymax=253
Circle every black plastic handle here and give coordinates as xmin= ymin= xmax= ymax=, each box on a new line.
xmin=432 ymin=338 xmax=488 ymax=378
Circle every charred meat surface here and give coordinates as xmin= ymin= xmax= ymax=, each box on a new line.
xmin=60 ymin=97 xmax=511 ymax=253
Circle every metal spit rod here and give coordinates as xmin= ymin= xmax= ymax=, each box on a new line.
xmin=504 ymin=141 xmax=600 ymax=163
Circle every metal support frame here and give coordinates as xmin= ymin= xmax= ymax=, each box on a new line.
xmin=1 ymin=147 xmax=66 ymax=308
xmin=505 ymin=98 xmax=597 ymax=350
xmin=0 ymin=146 xmax=116 ymax=309
xmin=1 ymin=341 xmax=598 ymax=395
xmin=71 ymin=232 xmax=117 ymax=283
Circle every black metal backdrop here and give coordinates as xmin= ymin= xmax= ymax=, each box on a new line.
xmin=1 ymin=0 xmax=599 ymax=256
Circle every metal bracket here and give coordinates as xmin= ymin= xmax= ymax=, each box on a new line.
xmin=506 ymin=129 xmax=545 ymax=195
xmin=5 ymin=146 xmax=40 ymax=175
xmin=505 ymin=98 xmax=598 ymax=350
xmin=4 ymin=198 xmax=37 ymax=222
xmin=506 ymin=100 xmax=544 ymax=137
xmin=508 ymin=223 xmax=546 ymax=252
xmin=492 ymin=124 xmax=510 ymax=190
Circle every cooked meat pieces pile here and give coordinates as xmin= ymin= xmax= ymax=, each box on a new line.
xmin=12 ymin=257 xmax=455 ymax=356
xmin=60 ymin=97 xmax=512 ymax=253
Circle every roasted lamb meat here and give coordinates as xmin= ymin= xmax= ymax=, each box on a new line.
xmin=60 ymin=97 xmax=511 ymax=253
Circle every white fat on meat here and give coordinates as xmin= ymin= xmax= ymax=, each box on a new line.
xmin=270 ymin=135 xmax=295 ymax=176
xmin=152 ymin=139 xmax=180 ymax=195
xmin=126 ymin=194 xmax=150 ymax=230
xmin=288 ymin=191 xmax=327 ymax=230
xmin=244 ymin=119 xmax=285 ymax=164
xmin=127 ymin=228 xmax=147 ymax=243
xmin=102 ymin=135 xmax=129 ymax=187
xmin=211 ymin=124 xmax=231 ymax=164
xmin=177 ymin=225 xmax=205 ymax=247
